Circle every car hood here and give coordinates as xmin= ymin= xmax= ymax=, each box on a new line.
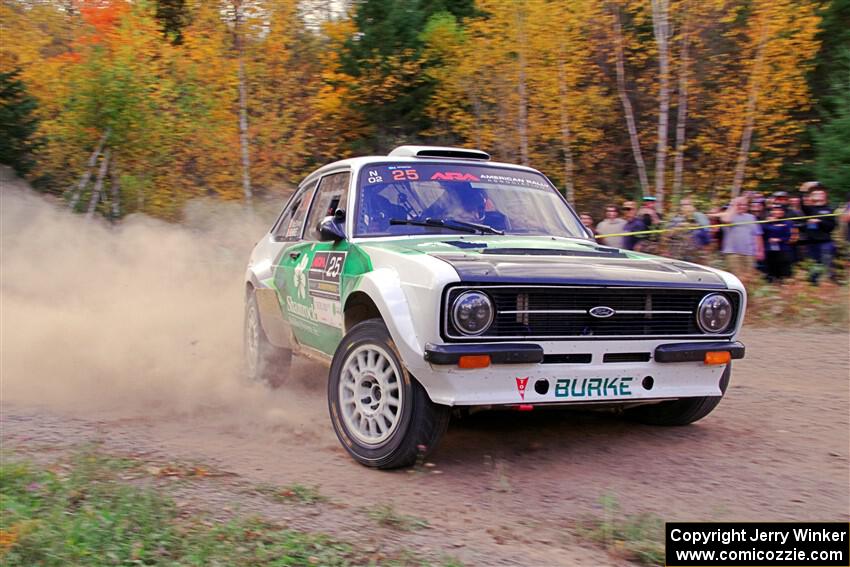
xmin=357 ymin=235 xmax=726 ymax=288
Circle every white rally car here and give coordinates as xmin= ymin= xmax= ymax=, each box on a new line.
xmin=244 ymin=146 xmax=746 ymax=469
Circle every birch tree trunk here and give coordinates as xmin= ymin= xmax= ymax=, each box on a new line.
xmin=651 ymin=0 xmax=671 ymax=213
xmin=612 ymin=7 xmax=650 ymax=197
xmin=86 ymin=148 xmax=110 ymax=220
xmin=516 ymin=8 xmax=529 ymax=166
xmin=69 ymin=128 xmax=109 ymax=211
xmin=732 ymin=23 xmax=770 ymax=197
xmin=234 ymin=1 xmax=253 ymax=204
xmin=672 ymin=8 xmax=690 ymax=204
xmin=558 ymin=59 xmax=576 ymax=203
xmin=110 ymin=159 xmax=121 ymax=220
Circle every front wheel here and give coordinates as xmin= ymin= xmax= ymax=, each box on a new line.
xmin=328 ymin=319 xmax=450 ymax=469
xmin=624 ymin=364 xmax=731 ymax=426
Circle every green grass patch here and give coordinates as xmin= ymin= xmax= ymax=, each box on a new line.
xmin=367 ymin=503 xmax=429 ymax=532
xmin=0 ymin=451 xmax=360 ymax=566
xmin=576 ymin=494 xmax=664 ymax=566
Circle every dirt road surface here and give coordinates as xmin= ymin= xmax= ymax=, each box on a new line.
xmin=3 ymin=328 xmax=848 ymax=566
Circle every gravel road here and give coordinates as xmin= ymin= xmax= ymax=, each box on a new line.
xmin=3 ymin=327 xmax=848 ymax=566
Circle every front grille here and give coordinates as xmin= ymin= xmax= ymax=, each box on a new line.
xmin=443 ymin=285 xmax=740 ymax=340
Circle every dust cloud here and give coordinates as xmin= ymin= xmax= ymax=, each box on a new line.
xmin=1 ymin=168 xmax=322 ymax=429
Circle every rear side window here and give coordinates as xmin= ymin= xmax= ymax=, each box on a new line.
xmin=273 ymin=180 xmax=317 ymax=241
xmin=304 ymin=171 xmax=350 ymax=241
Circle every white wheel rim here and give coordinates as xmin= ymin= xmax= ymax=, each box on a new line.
xmin=245 ymin=301 xmax=260 ymax=377
xmin=338 ymin=344 xmax=403 ymax=445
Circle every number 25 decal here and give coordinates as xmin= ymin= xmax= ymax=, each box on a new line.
xmin=325 ymin=255 xmax=342 ymax=279
xmin=392 ymin=169 xmax=419 ymax=181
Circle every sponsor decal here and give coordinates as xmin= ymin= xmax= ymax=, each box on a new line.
xmin=286 ymin=295 xmax=315 ymax=320
xmin=312 ymin=296 xmax=343 ymax=327
xmin=293 ymin=253 xmax=310 ymax=299
xmin=478 ymin=173 xmax=548 ymax=188
xmin=308 ymin=251 xmax=346 ymax=300
xmin=554 ymin=377 xmax=633 ymax=398
xmin=515 ymin=376 xmax=529 ymax=400
xmin=281 ymin=251 xmax=347 ymax=330
xmin=430 ymin=172 xmax=480 ymax=181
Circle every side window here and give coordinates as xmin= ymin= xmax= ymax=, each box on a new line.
xmin=304 ymin=171 xmax=350 ymax=241
xmin=273 ymin=180 xmax=317 ymax=241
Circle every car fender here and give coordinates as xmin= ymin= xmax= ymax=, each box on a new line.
xmin=347 ymin=245 xmax=460 ymax=385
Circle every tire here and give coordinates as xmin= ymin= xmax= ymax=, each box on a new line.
xmin=624 ymin=364 xmax=731 ymax=426
xmin=244 ymin=290 xmax=292 ymax=388
xmin=328 ymin=319 xmax=450 ymax=469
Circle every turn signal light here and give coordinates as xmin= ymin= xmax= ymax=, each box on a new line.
xmin=458 ymin=355 xmax=490 ymax=369
xmin=704 ymin=351 xmax=731 ymax=365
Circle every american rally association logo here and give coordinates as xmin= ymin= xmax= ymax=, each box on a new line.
xmin=515 ymin=377 xmax=529 ymax=401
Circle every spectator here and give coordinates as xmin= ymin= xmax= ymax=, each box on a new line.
xmin=763 ymin=205 xmax=795 ymax=282
xmin=638 ymin=196 xmax=663 ymax=227
xmin=579 ymin=212 xmax=596 ymax=237
xmin=637 ymin=196 xmax=662 ymax=254
xmin=665 ymin=197 xmax=711 ymax=264
xmin=622 ymin=201 xmax=647 ymax=251
xmin=596 ymin=204 xmax=628 ymax=248
xmin=772 ymin=191 xmax=789 ymax=210
xmin=749 ymin=198 xmax=767 ymax=221
xmin=715 ymin=196 xmax=764 ymax=281
xmin=786 ymin=194 xmax=805 ymax=264
xmin=801 ymin=185 xmax=836 ymax=284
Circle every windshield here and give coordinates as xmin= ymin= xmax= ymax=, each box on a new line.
xmin=355 ymin=162 xmax=585 ymax=238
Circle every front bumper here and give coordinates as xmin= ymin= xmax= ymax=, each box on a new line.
xmin=425 ymin=341 xmax=745 ymax=365
xmin=413 ymin=340 xmax=744 ymax=406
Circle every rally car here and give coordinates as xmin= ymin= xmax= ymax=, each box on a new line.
xmin=244 ymin=145 xmax=746 ymax=469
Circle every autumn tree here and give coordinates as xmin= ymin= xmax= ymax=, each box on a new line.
xmin=0 ymin=68 xmax=40 ymax=175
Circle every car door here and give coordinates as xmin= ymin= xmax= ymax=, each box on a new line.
xmin=274 ymin=170 xmax=351 ymax=355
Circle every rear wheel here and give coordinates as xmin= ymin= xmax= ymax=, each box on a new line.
xmin=625 ymin=364 xmax=731 ymax=426
xmin=244 ymin=290 xmax=292 ymax=388
xmin=328 ymin=319 xmax=450 ymax=469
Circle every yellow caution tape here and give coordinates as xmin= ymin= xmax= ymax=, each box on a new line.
xmin=595 ymin=212 xmax=842 ymax=239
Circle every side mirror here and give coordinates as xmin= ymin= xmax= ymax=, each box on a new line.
xmin=318 ymin=212 xmax=346 ymax=242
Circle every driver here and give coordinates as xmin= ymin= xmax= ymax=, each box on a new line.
xmin=446 ymin=182 xmax=487 ymax=223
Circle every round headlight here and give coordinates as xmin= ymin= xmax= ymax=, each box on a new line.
xmin=451 ymin=291 xmax=494 ymax=336
xmin=697 ymin=293 xmax=733 ymax=334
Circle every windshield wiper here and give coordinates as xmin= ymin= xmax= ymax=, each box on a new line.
xmin=389 ymin=217 xmax=504 ymax=235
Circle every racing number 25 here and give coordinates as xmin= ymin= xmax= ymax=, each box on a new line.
xmin=392 ymin=169 xmax=419 ymax=181
xmin=325 ymin=255 xmax=343 ymax=279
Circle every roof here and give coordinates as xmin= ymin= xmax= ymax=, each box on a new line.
xmin=301 ymin=146 xmax=541 ymax=185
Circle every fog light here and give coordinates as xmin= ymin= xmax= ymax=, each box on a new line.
xmin=458 ymin=354 xmax=490 ymax=368
xmin=704 ymin=351 xmax=731 ymax=365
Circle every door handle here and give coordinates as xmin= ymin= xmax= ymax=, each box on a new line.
xmin=289 ymin=251 xmax=301 ymax=260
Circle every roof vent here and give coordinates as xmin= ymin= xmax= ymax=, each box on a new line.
xmin=388 ymin=145 xmax=490 ymax=161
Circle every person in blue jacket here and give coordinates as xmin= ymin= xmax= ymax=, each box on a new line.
xmin=763 ymin=205 xmax=796 ymax=282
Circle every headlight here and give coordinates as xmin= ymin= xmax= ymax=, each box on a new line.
xmin=451 ymin=291 xmax=494 ymax=336
xmin=697 ymin=293 xmax=733 ymax=334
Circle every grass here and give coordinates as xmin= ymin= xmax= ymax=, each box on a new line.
xmin=576 ymin=493 xmax=665 ymax=567
xmin=0 ymin=451 xmax=361 ymax=566
xmin=253 ymin=482 xmax=328 ymax=505
xmin=745 ymin=268 xmax=849 ymax=327
xmin=367 ymin=503 xmax=429 ymax=532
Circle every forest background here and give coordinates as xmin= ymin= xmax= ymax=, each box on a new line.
xmin=1 ymin=0 xmax=848 ymax=221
